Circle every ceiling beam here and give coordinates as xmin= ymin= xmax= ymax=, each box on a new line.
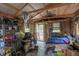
xmin=30 ymin=17 xmax=70 ymax=23
xmin=29 ymin=4 xmax=44 ymax=18
xmin=15 ymin=3 xmax=28 ymax=16
xmin=29 ymin=4 xmax=52 ymax=19
xmin=29 ymin=4 xmax=43 ymax=19
xmin=29 ymin=4 xmax=36 ymax=10
xmin=28 ymin=3 xmax=71 ymax=13
xmin=29 ymin=13 xmax=74 ymax=22
xmin=29 ymin=3 xmax=71 ymax=19
xmin=3 ymin=3 xmax=20 ymax=11
xmin=30 ymin=10 xmax=44 ymax=20
xmin=35 ymin=18 xmax=70 ymax=22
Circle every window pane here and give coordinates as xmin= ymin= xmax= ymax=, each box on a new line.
xmin=52 ymin=22 xmax=60 ymax=33
xmin=53 ymin=27 xmax=60 ymax=30
xmin=53 ymin=30 xmax=60 ymax=32
xmin=53 ymin=22 xmax=60 ymax=27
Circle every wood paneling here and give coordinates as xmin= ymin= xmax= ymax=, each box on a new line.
xmin=30 ymin=19 xmax=74 ymax=41
xmin=28 ymin=4 xmax=71 ymax=13
xmin=15 ymin=3 xmax=28 ymax=16
xmin=3 ymin=3 xmax=20 ymax=11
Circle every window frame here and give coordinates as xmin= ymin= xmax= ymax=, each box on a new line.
xmin=52 ymin=22 xmax=61 ymax=33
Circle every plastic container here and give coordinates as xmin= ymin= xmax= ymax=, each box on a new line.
xmin=0 ymin=48 xmax=4 ymax=56
xmin=0 ymin=41 xmax=5 ymax=48
xmin=55 ymin=50 xmax=64 ymax=56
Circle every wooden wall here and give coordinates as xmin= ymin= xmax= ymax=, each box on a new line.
xmin=61 ymin=20 xmax=71 ymax=34
xmin=29 ymin=19 xmax=74 ymax=41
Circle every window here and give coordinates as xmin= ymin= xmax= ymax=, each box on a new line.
xmin=25 ymin=28 xmax=30 ymax=32
xmin=52 ymin=22 xmax=60 ymax=33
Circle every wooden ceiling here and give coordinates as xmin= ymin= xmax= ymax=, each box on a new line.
xmin=0 ymin=3 xmax=79 ymax=20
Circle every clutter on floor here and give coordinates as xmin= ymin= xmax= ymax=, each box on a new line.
xmin=0 ymin=3 xmax=79 ymax=56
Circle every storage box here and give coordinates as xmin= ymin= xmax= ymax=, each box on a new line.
xmin=66 ymin=49 xmax=79 ymax=56
xmin=4 ymin=47 xmax=12 ymax=56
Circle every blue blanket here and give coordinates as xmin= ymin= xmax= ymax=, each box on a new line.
xmin=48 ymin=36 xmax=70 ymax=44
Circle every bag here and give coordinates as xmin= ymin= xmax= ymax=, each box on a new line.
xmin=5 ymin=34 xmax=13 ymax=42
xmin=12 ymin=35 xmax=17 ymax=41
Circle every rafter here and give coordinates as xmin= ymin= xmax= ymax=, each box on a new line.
xmin=15 ymin=3 xmax=28 ymax=16
xmin=28 ymin=3 xmax=71 ymax=13
xmin=30 ymin=10 xmax=44 ymax=19
xmin=30 ymin=6 xmax=54 ymax=19
xmin=29 ymin=3 xmax=71 ymax=20
xmin=3 ymin=3 xmax=20 ymax=11
xmin=30 ymin=13 xmax=74 ymax=22
xmin=29 ymin=4 xmax=42 ymax=18
xmin=29 ymin=4 xmax=36 ymax=10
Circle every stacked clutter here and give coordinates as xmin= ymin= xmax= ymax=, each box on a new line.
xmin=4 ymin=47 xmax=12 ymax=56
xmin=4 ymin=32 xmax=13 ymax=47
xmin=4 ymin=32 xmax=14 ymax=56
xmin=22 ymin=32 xmax=33 ymax=54
xmin=63 ymin=43 xmax=79 ymax=56
xmin=0 ymin=36 xmax=5 ymax=56
xmin=10 ymin=30 xmax=25 ymax=56
xmin=0 ymin=17 xmax=18 ymax=56
xmin=54 ymin=44 xmax=69 ymax=56
xmin=64 ymin=48 xmax=79 ymax=56
xmin=23 ymin=32 xmax=38 ymax=56
xmin=45 ymin=43 xmax=56 ymax=56
xmin=0 ymin=18 xmax=4 ymax=56
xmin=10 ymin=32 xmax=32 ymax=56
xmin=45 ymin=43 xmax=68 ymax=56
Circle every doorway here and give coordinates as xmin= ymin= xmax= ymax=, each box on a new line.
xmin=36 ymin=23 xmax=44 ymax=41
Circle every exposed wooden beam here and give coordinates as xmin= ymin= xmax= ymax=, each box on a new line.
xmin=29 ymin=4 xmax=42 ymax=19
xmin=29 ymin=3 xmax=71 ymax=19
xmin=28 ymin=3 xmax=71 ymax=13
xmin=28 ymin=4 xmax=49 ymax=13
xmin=15 ymin=3 xmax=28 ymax=16
xmin=36 ymin=18 xmax=70 ymax=23
xmin=29 ymin=5 xmax=51 ymax=19
xmin=30 ymin=17 xmax=71 ymax=23
xmin=3 ymin=3 xmax=20 ymax=11
xmin=29 ymin=13 xmax=74 ymax=22
xmin=30 ymin=10 xmax=44 ymax=20
xmin=29 ymin=4 xmax=36 ymax=10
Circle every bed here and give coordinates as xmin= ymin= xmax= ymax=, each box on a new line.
xmin=47 ymin=34 xmax=72 ymax=44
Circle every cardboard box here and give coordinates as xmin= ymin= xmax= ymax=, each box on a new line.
xmin=66 ymin=49 xmax=79 ymax=56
